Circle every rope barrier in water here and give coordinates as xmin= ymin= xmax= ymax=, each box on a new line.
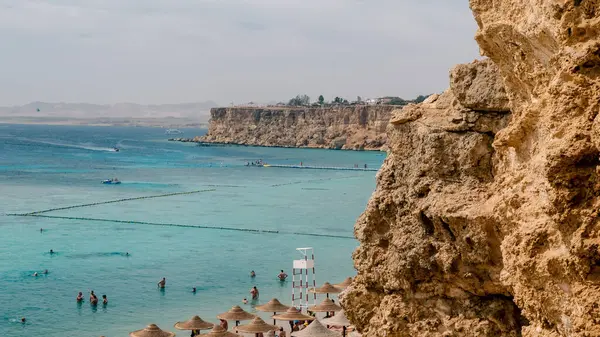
xmin=8 ymin=189 xmax=216 ymax=216
xmin=9 ymin=214 xmax=355 ymax=239
xmin=270 ymin=175 xmax=361 ymax=187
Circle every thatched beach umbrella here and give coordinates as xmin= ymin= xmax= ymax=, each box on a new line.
xmin=308 ymin=299 xmax=342 ymax=313
xmin=291 ymin=319 xmax=341 ymax=337
xmin=236 ymin=317 xmax=278 ymax=337
xmin=272 ymin=306 xmax=315 ymax=332
xmin=309 ymin=282 xmax=341 ymax=298
xmin=334 ymin=278 xmax=352 ymax=289
xmin=174 ymin=316 xmax=215 ymax=331
xmin=130 ymin=324 xmax=175 ymax=337
xmin=321 ymin=310 xmax=351 ymax=337
xmin=272 ymin=307 xmax=315 ymax=322
xmin=256 ymin=298 xmax=290 ymax=324
xmin=198 ymin=325 xmax=241 ymax=337
xmin=217 ymin=305 xmax=256 ymax=326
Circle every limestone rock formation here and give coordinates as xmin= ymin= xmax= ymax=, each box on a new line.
xmin=199 ymin=106 xmax=394 ymax=150
xmin=450 ymin=59 xmax=511 ymax=112
xmin=344 ymin=1 xmax=600 ymax=336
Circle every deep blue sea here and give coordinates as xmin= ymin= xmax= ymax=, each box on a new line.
xmin=0 ymin=124 xmax=384 ymax=337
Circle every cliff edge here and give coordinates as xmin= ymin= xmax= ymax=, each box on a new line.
xmin=199 ymin=106 xmax=395 ymax=150
xmin=343 ymin=1 xmax=600 ymax=336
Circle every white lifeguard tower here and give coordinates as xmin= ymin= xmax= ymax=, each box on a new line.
xmin=291 ymin=247 xmax=317 ymax=311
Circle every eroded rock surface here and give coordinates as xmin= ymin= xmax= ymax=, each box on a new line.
xmin=343 ymin=1 xmax=600 ymax=336
xmin=199 ymin=106 xmax=395 ymax=150
xmin=450 ymin=59 xmax=511 ymax=112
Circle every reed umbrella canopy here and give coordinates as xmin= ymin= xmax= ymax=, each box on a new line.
xmin=290 ymin=319 xmax=341 ymax=337
xmin=255 ymin=298 xmax=290 ymax=313
xmin=217 ymin=305 xmax=256 ymax=322
xmin=130 ymin=324 xmax=176 ymax=337
xmin=309 ymin=282 xmax=341 ymax=297
xmin=334 ymin=278 xmax=353 ymax=289
xmin=273 ymin=307 xmax=315 ymax=321
xmin=321 ymin=310 xmax=351 ymax=326
xmin=198 ymin=325 xmax=240 ymax=337
xmin=272 ymin=307 xmax=315 ymax=321
xmin=236 ymin=317 xmax=278 ymax=334
xmin=174 ymin=316 xmax=215 ymax=331
xmin=308 ymin=299 xmax=342 ymax=313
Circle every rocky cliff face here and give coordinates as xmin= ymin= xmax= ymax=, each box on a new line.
xmin=199 ymin=106 xmax=395 ymax=150
xmin=343 ymin=1 xmax=600 ymax=336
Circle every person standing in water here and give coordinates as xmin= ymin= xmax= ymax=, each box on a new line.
xmin=277 ymin=270 xmax=288 ymax=281
xmin=90 ymin=291 xmax=98 ymax=305
xmin=102 ymin=295 xmax=108 ymax=305
xmin=250 ymin=270 xmax=256 ymax=278
xmin=76 ymin=292 xmax=84 ymax=302
xmin=250 ymin=286 xmax=259 ymax=300
xmin=158 ymin=277 xmax=166 ymax=289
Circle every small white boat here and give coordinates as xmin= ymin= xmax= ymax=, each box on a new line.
xmin=102 ymin=178 xmax=121 ymax=185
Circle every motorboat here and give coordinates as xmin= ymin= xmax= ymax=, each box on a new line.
xmin=102 ymin=178 xmax=121 ymax=184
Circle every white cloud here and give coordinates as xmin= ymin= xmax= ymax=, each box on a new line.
xmin=0 ymin=0 xmax=480 ymax=105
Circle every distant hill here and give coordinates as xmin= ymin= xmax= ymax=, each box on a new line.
xmin=0 ymin=101 xmax=218 ymax=119
xmin=0 ymin=101 xmax=218 ymax=127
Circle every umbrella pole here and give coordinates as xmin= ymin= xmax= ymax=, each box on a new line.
xmin=273 ymin=313 xmax=276 ymax=325
xmin=343 ymin=326 xmax=347 ymax=337
xmin=326 ymin=293 xmax=330 ymax=298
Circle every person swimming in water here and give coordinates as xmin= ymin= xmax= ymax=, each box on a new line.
xmin=21 ymin=317 xmax=26 ymax=323
xmin=33 ymin=272 xmax=38 ymax=277
xmin=277 ymin=270 xmax=288 ymax=281
xmin=102 ymin=295 xmax=108 ymax=305
xmin=49 ymin=249 xmax=54 ymax=254
xmin=192 ymin=287 xmax=197 ymax=294
xmin=242 ymin=298 xmax=248 ymax=304
xmin=250 ymin=270 xmax=256 ymax=278
xmin=76 ymin=292 xmax=84 ymax=302
xmin=43 ymin=269 xmax=48 ymax=275
xmin=125 ymin=252 xmax=130 ymax=256
xmin=158 ymin=277 xmax=166 ymax=289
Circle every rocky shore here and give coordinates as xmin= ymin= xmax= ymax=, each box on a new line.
xmin=185 ymin=105 xmax=396 ymax=151
xmin=343 ymin=1 xmax=600 ymax=336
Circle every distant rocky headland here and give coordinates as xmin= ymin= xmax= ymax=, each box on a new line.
xmin=172 ymin=105 xmax=398 ymax=151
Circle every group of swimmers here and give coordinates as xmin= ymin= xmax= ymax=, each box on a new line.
xmin=249 ymin=269 xmax=288 ymax=281
xmin=76 ymin=291 xmax=108 ymax=306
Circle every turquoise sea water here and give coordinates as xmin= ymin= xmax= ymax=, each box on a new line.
xmin=0 ymin=124 xmax=383 ymax=337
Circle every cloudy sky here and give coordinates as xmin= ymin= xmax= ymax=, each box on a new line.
xmin=0 ymin=0 xmax=480 ymax=106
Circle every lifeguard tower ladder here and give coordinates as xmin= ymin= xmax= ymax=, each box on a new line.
xmin=292 ymin=247 xmax=317 ymax=311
